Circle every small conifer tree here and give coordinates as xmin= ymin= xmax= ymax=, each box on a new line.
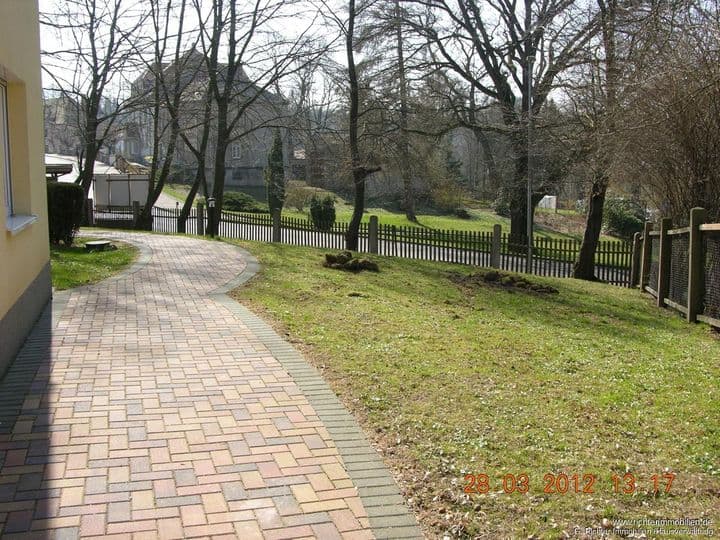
xmin=265 ymin=130 xmax=285 ymax=213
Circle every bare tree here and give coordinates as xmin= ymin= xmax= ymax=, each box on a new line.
xmin=389 ymin=0 xmax=418 ymax=221
xmin=572 ymin=0 xmax=621 ymax=279
xmin=406 ymin=0 xmax=599 ymax=242
xmin=194 ymin=0 xmax=325 ymax=235
xmin=617 ymin=2 xmax=720 ymax=224
xmin=41 ymin=0 xmax=148 ymax=199
xmin=345 ymin=0 xmax=380 ymax=249
xmin=136 ymin=0 xmax=197 ymax=229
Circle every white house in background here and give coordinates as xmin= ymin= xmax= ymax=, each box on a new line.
xmin=93 ymin=174 xmax=149 ymax=209
xmin=44 ymin=154 xmax=150 ymax=209
xmin=538 ymin=195 xmax=557 ymax=210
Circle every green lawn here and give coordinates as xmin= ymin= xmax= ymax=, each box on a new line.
xmin=282 ymin=206 xmax=582 ymax=240
xmin=163 ymin=181 xmax=604 ymax=241
xmin=228 ymin=240 xmax=720 ymax=538
xmin=162 ymin=183 xmax=190 ymax=202
xmin=50 ymin=238 xmax=138 ymax=290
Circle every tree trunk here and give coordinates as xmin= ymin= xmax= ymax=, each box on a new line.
xmin=177 ymin=162 xmax=206 ymax=232
xmin=574 ymin=176 xmax=608 ymax=280
xmin=78 ymin=141 xmax=100 ymax=200
xmin=346 ymin=170 xmax=365 ymax=250
xmin=506 ymin=130 xmax=530 ymax=245
xmin=473 ymin=128 xmax=501 ymax=195
xmin=78 ymin=108 xmax=100 ymax=200
xmin=344 ymin=0 xmax=380 ymax=249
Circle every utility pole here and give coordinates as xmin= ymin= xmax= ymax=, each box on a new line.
xmin=525 ymin=0 xmax=534 ymax=274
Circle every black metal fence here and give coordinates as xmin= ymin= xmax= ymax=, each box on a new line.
xmin=92 ymin=205 xmax=633 ymax=286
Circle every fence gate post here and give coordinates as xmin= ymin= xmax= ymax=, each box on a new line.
xmin=630 ymin=232 xmax=642 ymax=287
xmin=368 ymin=215 xmax=378 ymax=254
xmin=197 ymin=202 xmax=205 ymax=236
xmin=132 ymin=200 xmax=140 ymax=228
xmin=491 ymin=224 xmax=501 ymax=268
xmin=687 ymin=207 xmax=707 ymax=322
xmin=639 ymin=221 xmax=653 ymax=290
xmin=656 ymin=217 xmax=673 ymax=308
xmin=272 ymin=209 xmax=281 ymax=243
xmin=86 ymin=198 xmax=94 ymax=226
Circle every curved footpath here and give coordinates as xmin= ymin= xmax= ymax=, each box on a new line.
xmin=0 ymin=232 xmax=422 ymax=539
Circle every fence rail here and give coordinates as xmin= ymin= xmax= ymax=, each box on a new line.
xmin=636 ymin=207 xmax=720 ymax=329
xmin=91 ymin=204 xmax=633 ymax=286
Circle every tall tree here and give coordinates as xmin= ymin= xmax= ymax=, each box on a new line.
xmin=573 ymin=0 xmax=620 ymax=279
xmin=393 ymin=0 xmax=415 ymax=221
xmin=407 ymin=0 xmax=599 ymax=241
xmin=344 ymin=0 xmax=381 ymax=249
xmin=616 ymin=2 xmax=720 ymax=224
xmin=197 ymin=0 xmax=323 ymax=235
xmin=136 ymin=0 xmax=195 ymax=229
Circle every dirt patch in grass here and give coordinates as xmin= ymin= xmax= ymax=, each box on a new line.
xmin=451 ymin=269 xmax=559 ymax=294
xmin=323 ymin=251 xmax=380 ymax=272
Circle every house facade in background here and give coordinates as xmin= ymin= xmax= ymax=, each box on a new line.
xmin=0 ymin=0 xmax=51 ymax=375
xmin=44 ymin=94 xmax=82 ymax=156
xmin=114 ymin=50 xmax=290 ymax=193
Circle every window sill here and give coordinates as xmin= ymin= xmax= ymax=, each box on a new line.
xmin=6 ymin=214 xmax=39 ymax=235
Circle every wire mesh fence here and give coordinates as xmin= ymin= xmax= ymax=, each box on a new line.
xmin=646 ymin=235 xmax=660 ymax=294
xmin=638 ymin=210 xmax=720 ymax=330
xmin=668 ymin=232 xmax=690 ymax=306
xmin=702 ymin=231 xmax=720 ymax=320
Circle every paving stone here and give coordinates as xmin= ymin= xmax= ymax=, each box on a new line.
xmin=0 ymin=233 xmax=422 ymax=539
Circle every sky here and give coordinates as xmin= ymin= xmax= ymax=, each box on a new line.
xmin=37 ymin=0 xmax=346 ymax=101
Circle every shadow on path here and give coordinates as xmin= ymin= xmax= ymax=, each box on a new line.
xmin=0 ymin=302 xmax=55 ymax=538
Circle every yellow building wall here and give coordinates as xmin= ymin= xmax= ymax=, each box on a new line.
xmin=0 ymin=1 xmax=51 ymax=361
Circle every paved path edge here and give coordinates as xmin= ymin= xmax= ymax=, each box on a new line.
xmin=213 ymin=244 xmax=424 ymax=540
xmin=49 ymin=237 xmax=154 ymax=331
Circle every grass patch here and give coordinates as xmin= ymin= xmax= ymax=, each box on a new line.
xmin=162 ymin=183 xmax=191 ymax=202
xmin=228 ymin=239 xmax=720 ymax=538
xmin=50 ymin=238 xmax=138 ymax=290
xmin=282 ymin=206 xmax=621 ymax=242
xmin=161 ymin=181 xmax=619 ymax=242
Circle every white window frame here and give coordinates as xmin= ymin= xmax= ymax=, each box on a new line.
xmin=231 ymin=142 xmax=241 ymax=160
xmin=1 ymin=80 xmax=12 ymax=216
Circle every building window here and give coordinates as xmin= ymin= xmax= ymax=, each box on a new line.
xmin=1 ymin=81 xmax=12 ymax=215
xmin=231 ymin=142 xmax=241 ymax=160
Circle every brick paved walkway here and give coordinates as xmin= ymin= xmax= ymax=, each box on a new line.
xmin=0 ymin=233 xmax=422 ymax=539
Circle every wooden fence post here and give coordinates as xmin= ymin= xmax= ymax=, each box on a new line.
xmin=639 ymin=221 xmax=653 ymax=290
xmin=630 ymin=232 xmax=642 ymax=287
xmin=272 ymin=209 xmax=281 ymax=243
xmin=491 ymin=224 xmax=501 ymax=268
xmin=132 ymin=200 xmax=140 ymax=228
xmin=687 ymin=207 xmax=706 ymax=322
xmin=197 ymin=202 xmax=205 ymax=236
xmin=368 ymin=215 xmax=378 ymax=254
xmin=657 ymin=217 xmax=672 ymax=307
